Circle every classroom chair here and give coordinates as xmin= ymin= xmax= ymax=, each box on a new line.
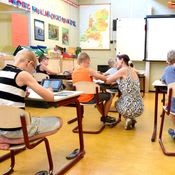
xmin=0 ymin=105 xmax=62 ymax=174
xmin=68 ymin=81 xmax=106 ymax=134
xmin=33 ymin=72 xmax=49 ymax=83
xmin=138 ymin=73 xmax=145 ymax=97
xmin=159 ymin=82 xmax=175 ymax=156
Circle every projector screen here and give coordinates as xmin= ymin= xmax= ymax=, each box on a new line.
xmin=116 ymin=18 xmax=145 ymax=61
xmin=145 ymin=15 xmax=175 ymax=61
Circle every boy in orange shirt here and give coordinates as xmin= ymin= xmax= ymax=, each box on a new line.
xmin=72 ymin=52 xmax=116 ymax=125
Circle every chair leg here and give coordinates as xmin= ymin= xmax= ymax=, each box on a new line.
xmin=72 ymin=105 xmax=106 ymax=134
xmin=67 ymin=117 xmax=77 ymax=124
xmin=3 ymin=150 xmax=15 ymax=175
xmin=159 ymin=110 xmax=175 ymax=156
xmin=116 ymin=114 xmax=122 ymax=124
xmin=67 ymin=106 xmax=84 ymax=124
xmin=44 ymin=138 xmax=54 ymax=175
xmin=159 ymin=110 xmax=165 ymax=139
xmin=72 ymin=124 xmax=105 ymax=134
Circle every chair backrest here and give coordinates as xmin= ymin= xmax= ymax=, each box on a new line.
xmin=168 ymin=82 xmax=175 ymax=97
xmin=165 ymin=82 xmax=175 ymax=114
xmin=73 ymin=81 xmax=100 ymax=94
xmin=33 ymin=72 xmax=49 ymax=82
xmin=0 ymin=105 xmax=31 ymax=129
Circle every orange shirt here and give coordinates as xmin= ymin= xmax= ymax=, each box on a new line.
xmin=72 ymin=67 xmax=94 ymax=102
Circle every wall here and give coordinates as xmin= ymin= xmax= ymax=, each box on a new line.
xmin=0 ymin=3 xmax=25 ymax=53
xmin=0 ymin=13 xmax=12 ymax=53
xmin=29 ymin=0 xmax=79 ymax=48
xmin=79 ymin=0 xmax=175 ymax=90
xmin=0 ymin=0 xmax=79 ymax=50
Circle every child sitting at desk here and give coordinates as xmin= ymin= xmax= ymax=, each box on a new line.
xmin=161 ymin=50 xmax=175 ymax=139
xmin=36 ymin=54 xmax=58 ymax=75
xmin=0 ymin=50 xmax=62 ymax=150
xmin=106 ymin=54 xmax=144 ymax=130
xmin=103 ymin=58 xmax=118 ymax=76
xmin=72 ymin=52 xmax=116 ymax=125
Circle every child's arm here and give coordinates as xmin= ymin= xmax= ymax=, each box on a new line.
xmin=41 ymin=64 xmax=58 ymax=75
xmin=16 ymin=71 xmax=54 ymax=101
xmin=89 ymin=68 xmax=106 ymax=81
xmin=106 ymin=68 xmax=126 ymax=84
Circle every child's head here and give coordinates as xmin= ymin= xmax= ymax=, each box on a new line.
xmin=38 ymin=54 xmax=49 ymax=66
xmin=77 ymin=52 xmax=91 ymax=68
xmin=14 ymin=49 xmax=37 ymax=74
xmin=167 ymin=50 xmax=175 ymax=65
xmin=108 ymin=58 xmax=115 ymax=68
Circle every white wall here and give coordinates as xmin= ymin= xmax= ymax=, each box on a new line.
xmin=29 ymin=0 xmax=79 ymax=48
xmin=0 ymin=12 xmax=12 ymax=53
xmin=0 ymin=0 xmax=79 ymax=49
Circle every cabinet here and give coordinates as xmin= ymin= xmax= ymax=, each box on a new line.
xmin=48 ymin=56 xmax=76 ymax=73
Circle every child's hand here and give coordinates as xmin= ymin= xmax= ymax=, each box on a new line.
xmin=47 ymin=87 xmax=53 ymax=92
xmin=25 ymin=90 xmax=30 ymax=97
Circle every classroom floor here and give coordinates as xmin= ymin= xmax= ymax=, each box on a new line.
xmin=0 ymin=93 xmax=175 ymax=175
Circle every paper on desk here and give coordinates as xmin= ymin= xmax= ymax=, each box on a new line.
xmin=152 ymin=80 xmax=166 ymax=86
xmin=93 ymin=79 xmax=104 ymax=84
xmin=27 ymin=89 xmax=43 ymax=99
xmin=138 ymin=70 xmax=145 ymax=75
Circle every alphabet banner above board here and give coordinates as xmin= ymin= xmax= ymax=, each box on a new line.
xmin=145 ymin=15 xmax=175 ymax=61
xmin=116 ymin=18 xmax=145 ymax=61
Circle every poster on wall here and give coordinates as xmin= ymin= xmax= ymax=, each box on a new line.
xmin=79 ymin=4 xmax=110 ymax=50
xmin=34 ymin=19 xmax=45 ymax=41
xmin=62 ymin=27 xmax=69 ymax=45
xmin=12 ymin=14 xmax=29 ymax=47
xmin=48 ymin=24 xmax=59 ymax=40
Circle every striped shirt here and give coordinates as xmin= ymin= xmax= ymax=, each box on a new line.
xmin=0 ymin=64 xmax=27 ymax=108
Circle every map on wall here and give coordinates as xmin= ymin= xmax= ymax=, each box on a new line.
xmin=79 ymin=4 xmax=110 ymax=50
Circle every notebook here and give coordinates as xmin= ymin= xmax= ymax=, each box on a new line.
xmin=41 ymin=79 xmax=63 ymax=92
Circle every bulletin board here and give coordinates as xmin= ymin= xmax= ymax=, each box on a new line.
xmin=116 ymin=18 xmax=145 ymax=61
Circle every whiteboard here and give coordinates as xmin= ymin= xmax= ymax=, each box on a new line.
xmin=116 ymin=18 xmax=145 ymax=61
xmin=146 ymin=16 xmax=175 ymax=61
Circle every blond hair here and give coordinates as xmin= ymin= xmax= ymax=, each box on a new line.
xmin=15 ymin=49 xmax=37 ymax=66
xmin=77 ymin=52 xmax=90 ymax=64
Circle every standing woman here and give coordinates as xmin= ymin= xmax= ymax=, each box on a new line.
xmin=106 ymin=54 xmax=144 ymax=130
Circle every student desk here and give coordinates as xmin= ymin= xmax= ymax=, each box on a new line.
xmin=0 ymin=90 xmax=85 ymax=175
xmin=49 ymin=74 xmax=72 ymax=80
xmin=151 ymin=80 xmax=167 ymax=142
